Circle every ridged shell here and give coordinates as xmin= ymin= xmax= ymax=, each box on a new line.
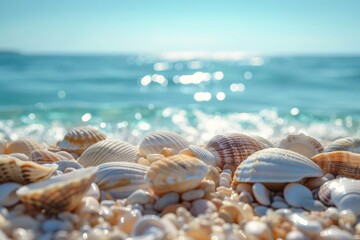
xmin=95 ymin=162 xmax=149 ymax=199
xmin=311 ymin=151 xmax=360 ymax=179
xmin=58 ymin=126 xmax=107 ymax=155
xmin=190 ymin=133 xmax=266 ymax=168
xmin=250 ymin=135 xmax=274 ymax=148
xmin=16 ymin=167 xmax=98 ymax=214
xmin=55 ymin=160 xmax=83 ymax=172
xmin=5 ymin=139 xmax=44 ymax=157
xmin=233 ymin=148 xmax=324 ymax=184
xmin=278 ymin=133 xmax=324 ymax=158
xmin=145 ymin=155 xmax=209 ymax=195
xmin=29 ymin=150 xmax=69 ymax=164
xmin=324 ymin=137 xmax=360 ymax=153
xmin=0 ymin=155 xmax=57 ymax=185
xmin=139 ymin=131 xmax=189 ymax=156
xmin=77 ymin=139 xmax=138 ymax=167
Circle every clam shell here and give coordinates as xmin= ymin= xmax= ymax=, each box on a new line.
xmin=77 ymin=139 xmax=138 ymax=167
xmin=0 ymin=155 xmax=57 ymax=184
xmin=145 ymin=155 xmax=209 ymax=195
xmin=5 ymin=139 xmax=44 ymax=157
xmin=58 ymin=127 xmax=107 ymax=155
xmin=29 ymin=150 xmax=68 ymax=164
xmin=324 ymin=137 xmax=360 ymax=153
xmin=233 ymin=148 xmax=324 ymax=184
xmin=138 ymin=131 xmax=189 ymax=156
xmin=278 ymin=133 xmax=324 ymax=158
xmin=16 ymin=167 xmax=98 ymax=214
xmin=311 ymin=151 xmax=360 ymax=179
xmin=95 ymin=162 xmax=149 ymax=199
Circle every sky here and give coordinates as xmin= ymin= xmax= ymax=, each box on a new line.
xmin=0 ymin=0 xmax=360 ymax=55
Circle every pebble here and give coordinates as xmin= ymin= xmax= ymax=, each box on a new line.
xmin=253 ymin=183 xmax=271 ymax=206
xmin=219 ymin=178 xmax=231 ymax=187
xmin=126 ymin=189 xmax=152 ymax=205
xmin=286 ymin=230 xmax=310 ymax=240
xmin=288 ymin=213 xmax=323 ymax=235
xmin=244 ymin=220 xmax=272 ymax=240
xmin=319 ymin=227 xmax=353 ymax=240
xmin=86 ymin=183 xmax=100 ymax=200
xmin=284 ymin=183 xmax=313 ymax=207
xmin=181 ymin=189 xmax=205 ymax=201
xmin=271 ymin=201 xmax=289 ymax=209
xmin=235 ymin=183 xmax=252 ymax=193
xmin=254 ymin=206 xmax=269 ymax=217
xmin=301 ymin=199 xmax=326 ymax=211
xmin=154 ymin=192 xmax=180 ymax=212
xmin=81 ymin=196 xmax=100 ymax=214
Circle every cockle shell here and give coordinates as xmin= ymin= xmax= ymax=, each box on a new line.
xmin=29 ymin=150 xmax=69 ymax=165
xmin=58 ymin=126 xmax=107 ymax=155
xmin=5 ymin=139 xmax=44 ymax=157
xmin=138 ymin=131 xmax=189 ymax=156
xmin=0 ymin=155 xmax=57 ymax=184
xmin=189 ymin=133 xmax=266 ymax=168
xmin=95 ymin=162 xmax=149 ymax=199
xmin=233 ymin=148 xmax=324 ymax=184
xmin=278 ymin=133 xmax=324 ymax=158
xmin=324 ymin=137 xmax=360 ymax=153
xmin=311 ymin=151 xmax=360 ymax=179
xmin=16 ymin=167 xmax=98 ymax=214
xmin=77 ymin=139 xmax=138 ymax=167
xmin=145 ymin=155 xmax=209 ymax=195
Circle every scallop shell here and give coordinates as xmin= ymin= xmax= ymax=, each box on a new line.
xmin=29 ymin=150 xmax=69 ymax=164
xmin=189 ymin=133 xmax=266 ymax=168
xmin=311 ymin=151 xmax=360 ymax=179
xmin=138 ymin=131 xmax=189 ymax=156
xmin=324 ymin=137 xmax=360 ymax=153
xmin=232 ymin=148 xmax=324 ymax=184
xmin=95 ymin=162 xmax=149 ymax=199
xmin=77 ymin=139 xmax=138 ymax=167
xmin=5 ymin=139 xmax=44 ymax=157
xmin=58 ymin=126 xmax=107 ymax=155
xmin=145 ymin=155 xmax=209 ymax=195
xmin=0 ymin=155 xmax=57 ymax=185
xmin=16 ymin=167 xmax=98 ymax=214
xmin=278 ymin=133 xmax=324 ymax=158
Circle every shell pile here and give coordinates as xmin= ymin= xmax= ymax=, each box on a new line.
xmin=0 ymin=129 xmax=360 ymax=239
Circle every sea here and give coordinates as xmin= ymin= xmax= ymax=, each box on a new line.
xmin=0 ymin=53 xmax=359 ymax=145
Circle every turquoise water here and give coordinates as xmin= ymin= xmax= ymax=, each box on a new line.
xmin=0 ymin=54 xmax=359 ymax=144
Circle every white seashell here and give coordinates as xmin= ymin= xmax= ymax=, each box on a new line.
xmin=78 ymin=139 xmax=138 ymax=167
xmin=0 ymin=182 xmax=22 ymax=206
xmin=5 ymin=139 xmax=44 ymax=157
xmin=55 ymin=160 xmax=83 ymax=172
xmin=319 ymin=227 xmax=353 ymax=240
xmin=233 ymin=148 xmax=324 ymax=184
xmin=325 ymin=137 xmax=360 ymax=153
xmin=287 ymin=213 xmax=323 ymax=236
xmin=284 ymin=183 xmax=313 ymax=208
xmin=252 ymin=183 xmax=271 ymax=206
xmin=278 ymin=133 xmax=324 ymax=158
xmin=139 ymin=131 xmax=189 ymax=156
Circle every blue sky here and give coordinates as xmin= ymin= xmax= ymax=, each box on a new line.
xmin=0 ymin=0 xmax=359 ymax=54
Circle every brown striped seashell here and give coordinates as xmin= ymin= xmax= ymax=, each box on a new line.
xmin=77 ymin=139 xmax=138 ymax=167
xmin=324 ymin=137 xmax=360 ymax=153
xmin=145 ymin=155 xmax=209 ymax=195
xmin=5 ymin=139 xmax=44 ymax=157
xmin=311 ymin=151 xmax=360 ymax=179
xmin=58 ymin=126 xmax=107 ymax=155
xmin=278 ymin=133 xmax=324 ymax=158
xmin=16 ymin=166 xmax=98 ymax=214
xmin=189 ymin=133 xmax=266 ymax=168
xmin=0 ymin=155 xmax=57 ymax=185
xmin=138 ymin=131 xmax=189 ymax=156
xmin=29 ymin=150 xmax=70 ymax=165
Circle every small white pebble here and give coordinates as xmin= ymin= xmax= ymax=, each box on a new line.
xmin=253 ymin=183 xmax=271 ymax=206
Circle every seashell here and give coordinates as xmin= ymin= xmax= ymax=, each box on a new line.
xmin=0 ymin=155 xmax=57 ymax=184
xmin=78 ymin=139 xmax=138 ymax=167
xmin=189 ymin=133 xmax=266 ymax=168
xmin=58 ymin=126 xmax=107 ymax=155
xmin=5 ymin=139 xmax=44 ymax=157
xmin=56 ymin=151 xmax=75 ymax=160
xmin=0 ymin=182 xmax=22 ymax=206
xmin=9 ymin=153 xmax=29 ymax=161
xmin=29 ymin=150 xmax=68 ymax=164
xmin=95 ymin=162 xmax=149 ymax=199
xmin=55 ymin=160 xmax=83 ymax=172
xmin=250 ymin=135 xmax=274 ymax=148
xmin=233 ymin=148 xmax=324 ymax=185
xmin=278 ymin=133 xmax=324 ymax=158
xmin=16 ymin=166 xmax=98 ymax=214
xmin=325 ymin=137 xmax=360 ymax=153
xmin=311 ymin=151 xmax=360 ymax=179
xmin=145 ymin=155 xmax=209 ymax=195
xmin=138 ymin=130 xmax=189 ymax=156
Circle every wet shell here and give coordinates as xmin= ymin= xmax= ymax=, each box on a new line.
xmin=311 ymin=151 xmax=360 ymax=179
xmin=58 ymin=126 xmax=107 ymax=155
xmin=77 ymin=139 xmax=138 ymax=167
xmin=138 ymin=131 xmax=189 ymax=156
xmin=324 ymin=137 xmax=360 ymax=153
xmin=278 ymin=133 xmax=324 ymax=158
xmin=29 ymin=150 xmax=69 ymax=165
xmin=16 ymin=167 xmax=98 ymax=214
xmin=145 ymin=155 xmax=209 ymax=195
xmin=0 ymin=155 xmax=57 ymax=185
xmin=233 ymin=148 xmax=324 ymax=184
xmin=190 ymin=133 xmax=266 ymax=168
xmin=5 ymin=139 xmax=44 ymax=157
xmin=95 ymin=162 xmax=149 ymax=199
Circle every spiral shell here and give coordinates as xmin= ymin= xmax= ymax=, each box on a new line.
xmin=29 ymin=150 xmax=69 ymax=165
xmin=16 ymin=167 xmax=98 ymax=214
xmin=58 ymin=126 xmax=107 ymax=155
xmin=145 ymin=155 xmax=209 ymax=195
xmin=5 ymin=139 xmax=44 ymax=157
xmin=324 ymin=137 xmax=360 ymax=153
xmin=311 ymin=151 xmax=360 ymax=179
xmin=77 ymin=139 xmax=138 ymax=167
xmin=278 ymin=133 xmax=324 ymax=158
